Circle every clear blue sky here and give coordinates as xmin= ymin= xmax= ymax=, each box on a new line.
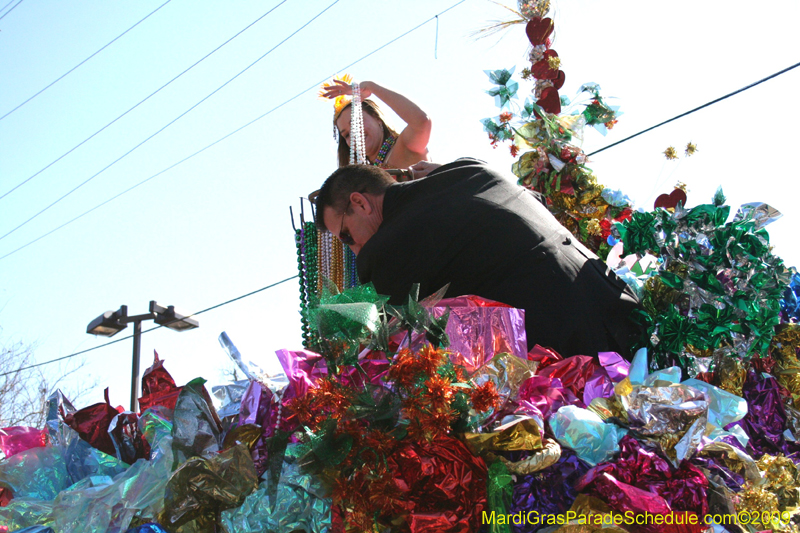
xmin=1 ymin=0 xmax=798 ymax=408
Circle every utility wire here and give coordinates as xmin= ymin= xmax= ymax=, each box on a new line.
xmin=0 ymin=0 xmax=337 ymax=243
xmin=0 ymin=275 xmax=299 ymax=377
xmin=0 ymin=0 xmax=23 ymax=21
xmin=0 ymin=0 xmax=16 ymax=16
xmin=587 ymin=60 xmax=800 ymax=157
xmin=0 ymin=0 xmax=467 ymax=262
xmin=0 ymin=0 xmax=289 ymax=202
xmin=0 ymin=0 xmax=173 ymax=122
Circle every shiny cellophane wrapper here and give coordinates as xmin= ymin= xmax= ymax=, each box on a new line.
xmin=622 ymin=383 xmax=707 ymax=464
xmin=549 ymin=405 xmax=627 ymax=466
xmin=426 ymin=295 xmax=528 ymax=374
xmin=171 ymin=377 xmax=224 ymax=465
xmin=386 ymin=435 xmax=487 ymax=533
xmin=221 ymin=451 xmax=332 ymax=533
xmin=0 ymin=424 xmax=175 ymax=532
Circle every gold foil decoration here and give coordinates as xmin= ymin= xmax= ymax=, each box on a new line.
xmin=587 ymin=396 xmax=628 ymax=424
xmin=550 ymin=494 xmax=629 ymax=533
xmin=714 ymin=356 xmax=746 ymax=397
xmin=463 ymin=417 xmax=543 ymax=454
xmin=491 ymin=437 xmax=562 ymax=475
xmin=663 ymin=146 xmax=679 ymax=160
xmin=614 ymin=377 xmax=633 ymax=398
xmin=738 ymin=483 xmax=780 ymax=515
xmin=757 ymin=454 xmax=800 ymax=510
xmin=771 ymin=324 xmax=800 ymax=361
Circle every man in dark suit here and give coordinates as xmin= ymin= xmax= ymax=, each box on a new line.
xmin=315 ymin=158 xmax=642 ymax=358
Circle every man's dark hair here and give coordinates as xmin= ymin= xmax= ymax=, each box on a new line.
xmin=315 ymin=165 xmax=394 ymax=231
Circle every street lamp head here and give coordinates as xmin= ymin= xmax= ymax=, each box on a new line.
xmin=86 ymin=305 xmax=128 ymax=337
xmin=150 ymin=301 xmax=199 ymax=332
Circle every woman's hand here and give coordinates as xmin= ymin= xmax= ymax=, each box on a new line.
xmin=409 ymin=161 xmax=442 ymax=179
xmin=321 ymin=79 xmax=373 ymax=100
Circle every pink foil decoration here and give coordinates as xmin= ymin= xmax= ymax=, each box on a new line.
xmin=0 ymin=427 xmax=47 ymax=458
xmin=275 ymin=349 xmax=328 ymax=397
xmin=517 ymin=375 xmax=583 ymax=419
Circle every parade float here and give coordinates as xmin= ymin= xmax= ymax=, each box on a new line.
xmin=3 ymin=1 xmax=800 ymax=532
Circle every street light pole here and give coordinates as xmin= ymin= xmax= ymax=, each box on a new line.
xmin=131 ymin=320 xmax=142 ymax=412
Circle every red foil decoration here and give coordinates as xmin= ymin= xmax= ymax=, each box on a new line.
xmin=387 ymin=436 xmax=488 ymax=533
xmin=527 ymin=344 xmax=563 ymax=370
xmin=536 ymin=355 xmax=599 ymax=400
xmin=63 ymin=388 xmax=121 ymax=457
xmin=138 ymin=351 xmax=182 ymax=413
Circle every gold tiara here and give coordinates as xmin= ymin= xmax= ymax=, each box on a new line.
xmin=318 ymin=73 xmax=353 ymax=116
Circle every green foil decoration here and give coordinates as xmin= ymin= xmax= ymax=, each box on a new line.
xmin=486 ymin=460 xmax=513 ymax=533
xmin=620 ymin=199 xmax=790 ymax=373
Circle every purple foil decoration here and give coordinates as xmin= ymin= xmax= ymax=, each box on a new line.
xmin=690 ymin=455 xmax=745 ymax=492
xmin=583 ymin=353 xmax=630 ymax=405
xmin=407 ymin=296 xmax=528 ymax=373
xmin=729 ymin=369 xmax=800 ymax=461
xmin=508 ymin=449 xmax=590 ymax=533
xmin=239 ymin=380 xmax=275 ymax=476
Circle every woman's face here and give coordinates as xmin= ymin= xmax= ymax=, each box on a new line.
xmin=336 ymin=105 xmax=384 ymax=160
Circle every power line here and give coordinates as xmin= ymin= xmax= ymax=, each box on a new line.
xmin=0 ymin=0 xmax=335 ymax=243
xmin=0 ymin=0 xmax=467 ymax=262
xmin=0 ymin=275 xmax=299 ymax=377
xmin=0 ymin=0 xmax=16 ymax=16
xmin=0 ymin=0 xmax=23 ymax=21
xmin=587 ymin=60 xmax=800 ymax=157
xmin=0 ymin=0 xmax=173 ymax=122
xmin=0 ymin=0 xmax=334 ymax=242
xmin=0 ymin=0 xmax=289 ymax=202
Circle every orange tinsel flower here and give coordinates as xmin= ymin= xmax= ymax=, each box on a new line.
xmin=287 ymin=393 xmax=320 ymax=428
xmin=303 ymin=377 xmax=353 ymax=423
xmin=471 ymin=380 xmax=501 ymax=412
xmin=499 ymin=111 xmax=513 ymax=123
xmin=423 ymin=374 xmax=454 ymax=410
xmin=387 ymin=345 xmax=446 ymax=389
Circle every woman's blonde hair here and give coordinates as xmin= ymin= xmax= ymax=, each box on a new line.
xmin=334 ymin=100 xmax=400 ymax=168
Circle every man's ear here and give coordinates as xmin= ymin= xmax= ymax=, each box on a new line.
xmin=349 ymin=191 xmax=373 ymax=215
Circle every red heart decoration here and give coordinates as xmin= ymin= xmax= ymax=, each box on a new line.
xmin=536 ymin=87 xmax=561 ymax=114
xmin=530 ymin=50 xmax=560 ymax=79
xmin=526 ymin=17 xmax=554 ymax=46
xmin=552 ymin=70 xmax=565 ymax=90
xmin=654 ymin=189 xmax=687 ymax=209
